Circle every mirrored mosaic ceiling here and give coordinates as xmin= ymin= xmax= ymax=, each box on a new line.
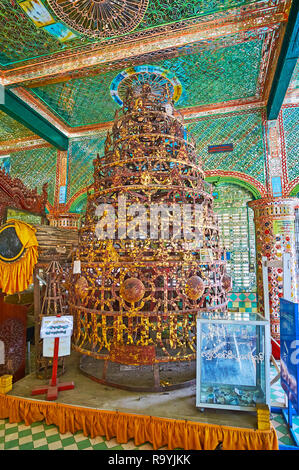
xmin=25 ymin=33 xmax=268 ymax=127
xmin=0 ymin=110 xmax=37 ymax=141
xmin=0 ymin=0 xmax=275 ymax=67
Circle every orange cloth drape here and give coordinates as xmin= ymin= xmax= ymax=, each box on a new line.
xmin=0 ymin=394 xmax=278 ymax=450
xmin=0 ymin=220 xmax=38 ymax=295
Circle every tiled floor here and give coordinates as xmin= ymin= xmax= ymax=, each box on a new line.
xmin=0 ymin=365 xmax=298 ymax=450
xmin=0 ymin=420 xmax=158 ymax=451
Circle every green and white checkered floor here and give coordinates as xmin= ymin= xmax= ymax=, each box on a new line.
xmin=0 ymin=365 xmax=298 ymax=450
xmin=0 ymin=420 xmax=159 ymax=451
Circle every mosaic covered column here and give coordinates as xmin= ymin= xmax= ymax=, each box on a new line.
xmin=248 ymin=198 xmax=298 ymax=342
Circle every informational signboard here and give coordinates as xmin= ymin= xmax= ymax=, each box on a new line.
xmin=280 ymin=299 xmax=299 ymax=414
xmin=273 ymin=219 xmax=293 ymax=236
xmin=43 ymin=336 xmax=71 ymax=357
xmin=40 ymin=315 xmax=73 ymax=339
xmin=32 ymin=315 xmax=75 ymax=400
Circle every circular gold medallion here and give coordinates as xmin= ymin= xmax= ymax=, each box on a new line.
xmin=48 ymin=0 xmax=149 ymax=38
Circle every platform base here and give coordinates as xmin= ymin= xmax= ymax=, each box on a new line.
xmin=80 ymin=355 xmax=196 ymax=392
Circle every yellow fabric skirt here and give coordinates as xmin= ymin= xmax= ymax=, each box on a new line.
xmin=0 ymin=394 xmax=279 ymax=450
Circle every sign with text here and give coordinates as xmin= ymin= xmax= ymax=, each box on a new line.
xmin=40 ymin=316 xmax=73 ymax=339
xmin=43 ymin=336 xmax=71 ymax=357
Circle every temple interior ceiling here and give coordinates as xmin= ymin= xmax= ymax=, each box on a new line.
xmin=0 ymin=0 xmax=296 ymax=137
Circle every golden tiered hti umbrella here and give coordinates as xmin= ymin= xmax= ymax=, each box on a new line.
xmin=70 ymin=79 xmax=231 ymax=391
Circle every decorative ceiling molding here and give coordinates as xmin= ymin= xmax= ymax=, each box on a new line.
xmin=0 ymin=136 xmax=51 ymax=155
xmin=1 ymin=1 xmax=289 ymax=86
xmin=181 ymin=100 xmax=267 ymax=121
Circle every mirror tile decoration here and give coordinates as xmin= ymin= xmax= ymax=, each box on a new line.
xmin=28 ymin=36 xmax=265 ymax=126
xmin=8 ymin=147 xmax=57 ymax=206
xmin=0 ymin=111 xmax=36 ymax=141
xmin=213 ymin=184 xmax=257 ymax=293
xmin=280 ymin=106 xmax=299 ymax=184
xmin=0 ymin=0 xmax=271 ymax=66
xmin=186 ymin=109 xmax=267 ymax=186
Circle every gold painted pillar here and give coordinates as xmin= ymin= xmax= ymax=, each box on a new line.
xmin=248 ymin=198 xmax=298 ymax=341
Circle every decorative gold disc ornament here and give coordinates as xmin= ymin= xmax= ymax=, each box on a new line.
xmin=185 ymin=275 xmax=205 ymax=300
xmin=74 ymin=276 xmax=89 ymax=300
xmin=120 ymin=277 xmax=145 ymax=303
xmin=47 ymin=0 xmax=149 ymax=38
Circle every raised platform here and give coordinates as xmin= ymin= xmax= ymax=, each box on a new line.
xmin=0 ymin=352 xmax=278 ymax=450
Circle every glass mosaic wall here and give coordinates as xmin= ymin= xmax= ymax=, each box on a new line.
xmin=186 ymin=109 xmax=266 ymax=186
xmin=9 ymin=147 xmax=57 ymax=205
xmin=68 ymin=134 xmax=106 ymax=201
xmin=281 ymin=106 xmax=299 ymax=183
xmin=213 ymin=183 xmax=257 ymax=294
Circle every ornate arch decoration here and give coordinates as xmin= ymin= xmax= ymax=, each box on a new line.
xmin=66 ymin=185 xmax=93 ymax=213
xmin=287 ymin=180 xmax=299 ymax=198
xmin=205 ymin=171 xmax=265 ymax=200
xmin=0 ymin=168 xmax=48 ymax=224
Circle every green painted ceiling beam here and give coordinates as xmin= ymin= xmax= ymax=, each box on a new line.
xmin=267 ymin=0 xmax=299 ymax=120
xmin=0 ymin=86 xmax=68 ymax=150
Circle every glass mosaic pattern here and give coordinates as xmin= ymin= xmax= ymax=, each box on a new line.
xmin=29 ymin=37 xmax=264 ymax=127
xmin=281 ymin=106 xmax=299 ymax=183
xmin=228 ymin=292 xmax=258 ymax=312
xmin=31 ymin=72 xmax=120 ymax=127
xmin=137 ymin=0 xmax=264 ymax=32
xmin=65 ymin=109 xmax=266 ymax=208
xmin=68 ymin=134 xmax=106 ymax=201
xmin=213 ymin=184 xmax=257 ymax=292
xmin=9 ymin=147 xmax=57 ymax=205
xmin=0 ymin=0 xmax=264 ymax=66
xmin=0 ymin=0 xmax=79 ymax=66
xmin=0 ymin=110 xmax=37 ymax=141
xmin=186 ymin=110 xmax=266 ymax=185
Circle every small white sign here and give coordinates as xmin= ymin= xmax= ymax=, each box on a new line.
xmin=73 ymin=260 xmax=81 ymax=274
xmin=40 ymin=315 xmax=73 ymax=339
xmin=43 ymin=336 xmax=71 ymax=357
xmin=0 ymin=340 xmax=4 ymax=365
xmin=0 ymin=85 xmax=4 ymax=105
xmin=165 ymin=103 xmax=173 ymax=116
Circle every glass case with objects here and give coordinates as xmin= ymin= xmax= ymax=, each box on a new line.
xmin=196 ymin=311 xmax=270 ymax=411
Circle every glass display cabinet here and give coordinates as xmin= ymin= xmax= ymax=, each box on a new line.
xmin=196 ymin=311 xmax=270 ymax=411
